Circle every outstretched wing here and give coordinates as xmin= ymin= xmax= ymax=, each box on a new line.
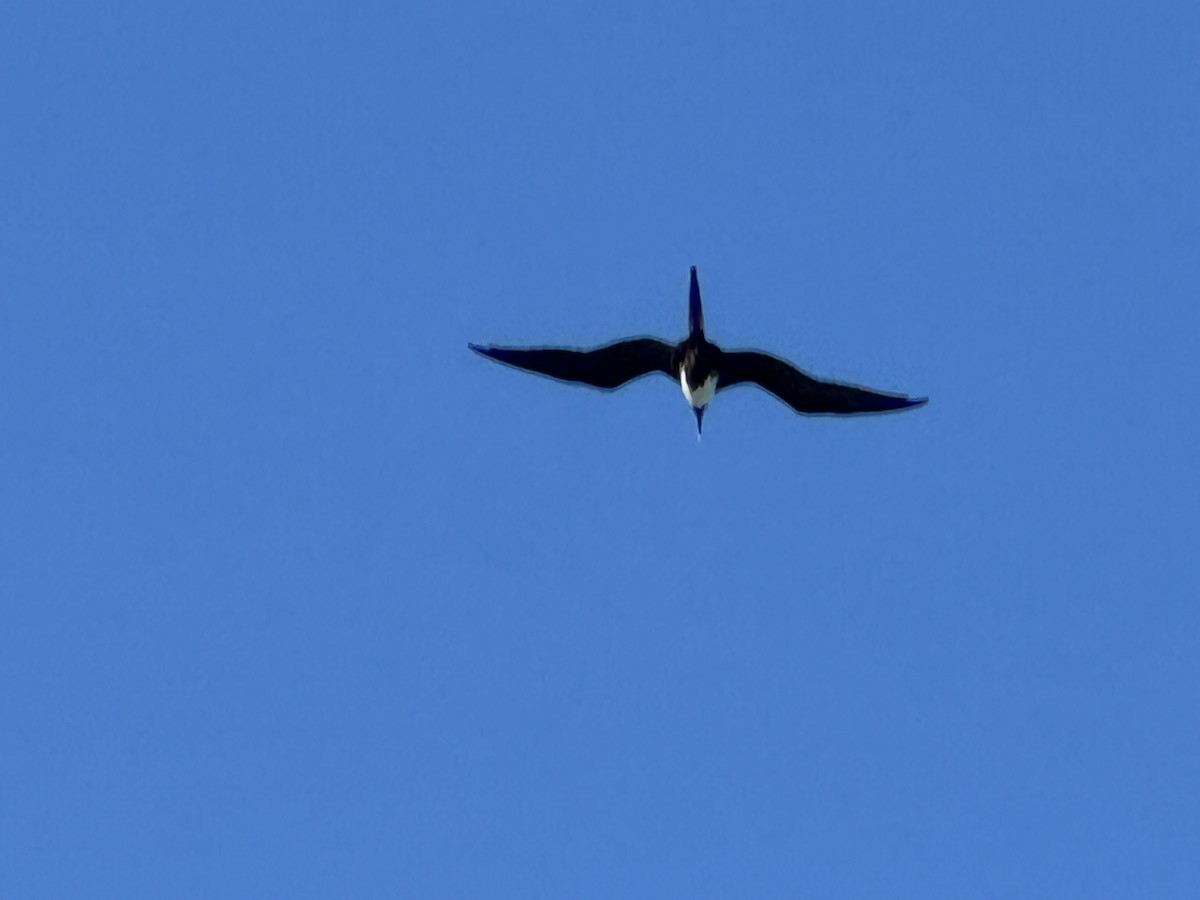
xmin=717 ymin=350 xmax=926 ymax=415
xmin=469 ymin=338 xmax=675 ymax=390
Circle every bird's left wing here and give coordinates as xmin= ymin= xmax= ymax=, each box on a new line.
xmin=717 ymin=350 xmax=926 ymax=414
xmin=469 ymin=338 xmax=675 ymax=390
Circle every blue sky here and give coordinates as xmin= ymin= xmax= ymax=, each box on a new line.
xmin=3 ymin=1 xmax=1198 ymax=896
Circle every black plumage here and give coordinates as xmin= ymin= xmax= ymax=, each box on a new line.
xmin=715 ymin=349 xmax=924 ymax=415
xmin=468 ymin=338 xmax=673 ymax=390
xmin=469 ymin=267 xmax=926 ymax=432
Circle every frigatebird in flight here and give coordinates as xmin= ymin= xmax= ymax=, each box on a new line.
xmin=469 ymin=267 xmax=926 ymax=435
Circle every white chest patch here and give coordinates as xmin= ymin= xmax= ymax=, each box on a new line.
xmin=680 ymin=370 xmax=718 ymax=408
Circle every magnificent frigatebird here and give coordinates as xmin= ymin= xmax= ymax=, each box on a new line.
xmin=469 ymin=267 xmax=926 ymax=435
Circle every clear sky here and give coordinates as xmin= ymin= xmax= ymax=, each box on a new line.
xmin=3 ymin=2 xmax=1198 ymax=896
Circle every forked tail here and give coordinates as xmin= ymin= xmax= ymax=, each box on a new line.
xmin=688 ymin=266 xmax=704 ymax=336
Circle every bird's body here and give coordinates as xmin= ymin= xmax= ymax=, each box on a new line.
xmin=469 ymin=267 xmax=926 ymax=435
xmin=680 ymin=368 xmax=718 ymax=410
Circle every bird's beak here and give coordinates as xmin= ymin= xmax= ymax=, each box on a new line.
xmin=693 ymin=405 xmax=705 ymax=439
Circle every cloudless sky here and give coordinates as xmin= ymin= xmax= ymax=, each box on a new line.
xmin=3 ymin=1 xmax=1198 ymax=896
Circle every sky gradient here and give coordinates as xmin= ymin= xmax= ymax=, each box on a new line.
xmin=3 ymin=2 xmax=1199 ymax=896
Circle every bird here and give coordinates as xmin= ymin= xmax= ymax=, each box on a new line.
xmin=469 ymin=267 xmax=926 ymax=436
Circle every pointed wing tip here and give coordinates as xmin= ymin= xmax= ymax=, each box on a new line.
xmin=468 ymin=342 xmax=489 ymax=355
xmin=876 ymin=395 xmax=927 ymax=413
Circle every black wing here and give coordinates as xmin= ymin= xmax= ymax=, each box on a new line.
xmin=469 ymin=338 xmax=675 ymax=390
xmin=717 ymin=350 xmax=926 ymax=415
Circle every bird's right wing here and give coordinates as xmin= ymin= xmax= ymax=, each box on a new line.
xmin=717 ymin=350 xmax=926 ymax=415
xmin=469 ymin=338 xmax=675 ymax=390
